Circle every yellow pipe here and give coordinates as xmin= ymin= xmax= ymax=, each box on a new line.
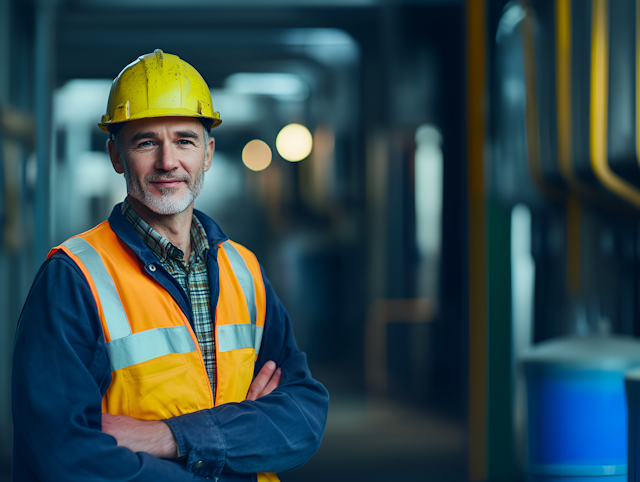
xmin=591 ymin=0 xmax=640 ymax=207
xmin=556 ymin=0 xmax=584 ymax=295
xmin=556 ymin=0 xmax=572 ymax=182
xmin=467 ymin=0 xmax=487 ymax=479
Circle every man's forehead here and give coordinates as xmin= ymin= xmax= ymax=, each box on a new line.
xmin=120 ymin=116 xmax=204 ymax=139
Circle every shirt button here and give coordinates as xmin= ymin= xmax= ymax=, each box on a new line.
xmin=194 ymin=460 xmax=204 ymax=469
xmin=148 ymin=264 xmax=156 ymax=272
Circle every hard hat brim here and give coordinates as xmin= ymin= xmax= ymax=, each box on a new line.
xmin=98 ymin=108 xmax=222 ymax=133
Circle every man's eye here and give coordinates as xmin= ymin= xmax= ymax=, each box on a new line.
xmin=138 ymin=141 xmax=153 ymax=147
xmin=178 ymin=140 xmax=193 ymax=145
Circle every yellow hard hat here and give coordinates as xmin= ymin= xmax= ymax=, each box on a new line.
xmin=98 ymin=49 xmax=221 ymax=133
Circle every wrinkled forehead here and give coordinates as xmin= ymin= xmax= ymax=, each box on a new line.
xmin=114 ymin=116 xmax=207 ymax=144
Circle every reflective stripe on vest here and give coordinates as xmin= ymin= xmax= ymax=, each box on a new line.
xmin=63 ymin=236 xmax=263 ymax=371
xmin=220 ymin=240 xmax=263 ymax=355
xmin=63 ymin=237 xmax=132 ymax=340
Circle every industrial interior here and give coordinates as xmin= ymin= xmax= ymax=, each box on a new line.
xmin=4 ymin=0 xmax=640 ymax=481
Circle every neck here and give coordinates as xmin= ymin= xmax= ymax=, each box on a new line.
xmin=127 ymin=196 xmax=193 ymax=262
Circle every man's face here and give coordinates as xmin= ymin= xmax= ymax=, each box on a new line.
xmin=108 ymin=116 xmax=215 ymax=216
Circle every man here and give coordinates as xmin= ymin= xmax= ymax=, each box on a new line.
xmin=11 ymin=50 xmax=329 ymax=482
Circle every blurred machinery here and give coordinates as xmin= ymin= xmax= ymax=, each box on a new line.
xmin=489 ymin=0 xmax=640 ymax=481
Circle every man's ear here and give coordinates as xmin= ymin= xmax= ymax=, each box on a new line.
xmin=107 ymin=139 xmax=125 ymax=174
xmin=204 ymin=137 xmax=215 ymax=172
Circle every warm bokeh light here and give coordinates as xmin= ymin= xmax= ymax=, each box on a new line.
xmin=275 ymin=123 xmax=313 ymax=162
xmin=242 ymin=139 xmax=272 ymax=171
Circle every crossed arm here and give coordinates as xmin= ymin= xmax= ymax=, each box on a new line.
xmin=101 ymin=361 xmax=283 ymax=458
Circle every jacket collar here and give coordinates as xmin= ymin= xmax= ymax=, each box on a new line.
xmin=108 ymin=202 xmax=229 ymax=263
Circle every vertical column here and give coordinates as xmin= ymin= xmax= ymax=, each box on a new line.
xmin=34 ymin=0 xmax=55 ymax=265
xmin=0 ymin=0 xmax=9 ymax=104
xmin=466 ymin=0 xmax=487 ymax=480
xmin=0 ymin=0 xmax=9 ymax=468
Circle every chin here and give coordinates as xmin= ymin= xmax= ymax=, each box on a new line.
xmin=129 ymin=191 xmax=193 ymax=216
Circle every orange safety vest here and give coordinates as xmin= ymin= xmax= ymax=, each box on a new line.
xmin=48 ymin=220 xmax=279 ymax=482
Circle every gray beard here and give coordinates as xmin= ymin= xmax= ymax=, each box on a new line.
xmin=122 ymin=157 xmax=205 ymax=216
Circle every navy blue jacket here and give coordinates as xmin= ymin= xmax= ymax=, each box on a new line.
xmin=11 ymin=204 xmax=329 ymax=482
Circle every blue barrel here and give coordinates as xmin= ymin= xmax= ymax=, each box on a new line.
xmin=522 ymin=334 xmax=640 ymax=482
xmin=625 ymin=369 xmax=640 ymax=482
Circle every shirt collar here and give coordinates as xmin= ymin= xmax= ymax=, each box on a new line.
xmin=108 ymin=201 xmax=229 ymax=266
xmin=189 ymin=215 xmax=210 ymax=261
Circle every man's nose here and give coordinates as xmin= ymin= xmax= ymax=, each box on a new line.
xmin=155 ymin=144 xmax=179 ymax=171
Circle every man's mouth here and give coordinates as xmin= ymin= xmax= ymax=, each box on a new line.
xmin=149 ymin=179 xmax=184 ymax=188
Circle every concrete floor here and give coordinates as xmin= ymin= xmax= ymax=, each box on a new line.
xmin=280 ymin=396 xmax=467 ymax=482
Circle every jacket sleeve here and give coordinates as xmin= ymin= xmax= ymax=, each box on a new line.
xmin=164 ymin=267 xmax=330 ymax=479
xmin=11 ymin=253 xmax=217 ymax=482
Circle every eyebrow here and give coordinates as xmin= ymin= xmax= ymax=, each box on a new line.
xmin=130 ymin=131 xmax=157 ymax=142
xmin=176 ymin=130 xmax=200 ymax=139
xmin=129 ymin=129 xmax=201 ymax=143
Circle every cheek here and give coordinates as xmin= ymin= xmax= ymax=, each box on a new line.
xmin=127 ymin=162 xmax=153 ymax=181
xmin=185 ymin=157 xmax=207 ymax=176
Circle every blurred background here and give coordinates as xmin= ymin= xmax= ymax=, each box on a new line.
xmin=4 ymin=0 xmax=640 ymax=481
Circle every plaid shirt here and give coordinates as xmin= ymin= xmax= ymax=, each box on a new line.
xmin=121 ymin=198 xmax=216 ymax=396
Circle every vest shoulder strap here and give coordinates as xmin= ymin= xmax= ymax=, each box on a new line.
xmin=62 ymin=236 xmax=131 ymax=339
xmin=219 ymin=240 xmax=264 ymax=354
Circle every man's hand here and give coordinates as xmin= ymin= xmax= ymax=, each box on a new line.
xmin=246 ymin=360 xmax=281 ymax=401
xmin=102 ymin=361 xmax=281 ymax=456
xmin=102 ymin=414 xmax=177 ymax=458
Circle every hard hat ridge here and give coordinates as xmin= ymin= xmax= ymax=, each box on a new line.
xmin=154 ymin=49 xmax=164 ymax=71
xmin=98 ymin=49 xmax=221 ymax=133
